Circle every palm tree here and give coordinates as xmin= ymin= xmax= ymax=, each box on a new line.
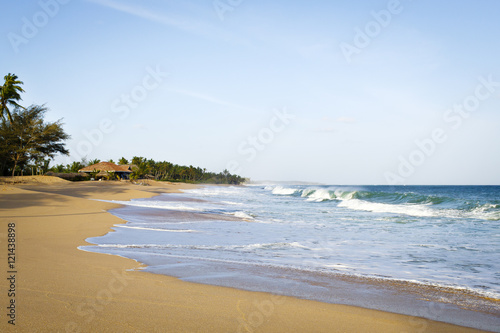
xmin=130 ymin=161 xmax=150 ymax=180
xmin=88 ymin=158 xmax=100 ymax=166
xmin=0 ymin=73 xmax=25 ymax=123
xmin=118 ymin=157 xmax=129 ymax=165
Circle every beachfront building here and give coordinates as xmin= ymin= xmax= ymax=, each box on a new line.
xmin=78 ymin=161 xmax=134 ymax=180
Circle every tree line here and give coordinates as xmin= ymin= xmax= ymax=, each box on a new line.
xmin=0 ymin=73 xmax=246 ymax=184
xmin=50 ymin=157 xmax=246 ymax=184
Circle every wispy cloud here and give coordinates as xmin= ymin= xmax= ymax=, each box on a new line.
xmin=86 ymin=0 xmax=252 ymax=47
xmin=168 ymin=88 xmax=255 ymax=112
xmin=85 ymin=0 xmax=194 ymax=33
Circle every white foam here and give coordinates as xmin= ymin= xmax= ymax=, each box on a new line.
xmin=225 ymin=211 xmax=255 ymax=220
xmin=116 ymin=226 xmax=198 ymax=233
xmin=272 ymin=186 xmax=298 ymax=195
xmin=469 ymin=204 xmax=500 ymax=221
xmin=334 ymin=189 xmax=356 ymax=200
xmin=95 ymin=241 xmax=311 ymax=252
xmin=234 ymin=211 xmax=254 ymax=219
xmin=229 ymin=242 xmax=310 ymax=251
xmin=182 ymin=187 xmax=240 ymax=196
xmin=338 ymin=199 xmax=436 ymax=217
xmin=221 ymin=201 xmax=244 ymax=206
xmin=337 ymin=198 xmax=500 ymax=221
xmin=305 ymin=189 xmax=333 ymax=202
xmin=99 ymin=199 xmax=205 ymax=212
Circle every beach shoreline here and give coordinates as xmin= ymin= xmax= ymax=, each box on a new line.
xmin=0 ymin=177 xmax=491 ymax=332
xmin=85 ymin=186 xmax=500 ymax=332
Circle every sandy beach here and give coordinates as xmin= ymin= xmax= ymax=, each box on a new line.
xmin=0 ymin=177 xmax=489 ymax=332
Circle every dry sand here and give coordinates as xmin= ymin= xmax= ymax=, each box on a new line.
xmin=0 ymin=177 xmax=488 ymax=332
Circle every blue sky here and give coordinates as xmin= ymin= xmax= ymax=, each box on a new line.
xmin=2 ymin=0 xmax=500 ymax=184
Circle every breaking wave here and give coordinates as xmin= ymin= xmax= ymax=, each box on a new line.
xmin=266 ymin=186 xmax=500 ymax=220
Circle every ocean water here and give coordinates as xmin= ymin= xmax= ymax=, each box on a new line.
xmin=83 ymin=185 xmax=500 ymax=330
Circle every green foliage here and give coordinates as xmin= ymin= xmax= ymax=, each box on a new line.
xmin=0 ymin=73 xmax=25 ymax=123
xmin=67 ymin=161 xmax=85 ymax=173
xmin=103 ymin=171 xmax=115 ymax=181
xmin=118 ymin=157 xmax=128 ymax=165
xmin=48 ymin=158 xmax=87 ymax=174
xmin=127 ymin=158 xmax=245 ymax=184
xmin=21 ymin=158 xmax=51 ymax=176
xmin=0 ymin=105 xmax=70 ymax=176
xmin=51 ymin=164 xmax=66 ymax=173
xmin=131 ymin=156 xmax=146 ymax=165
xmin=130 ymin=161 xmax=150 ymax=180
xmin=88 ymin=158 xmax=100 ymax=165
